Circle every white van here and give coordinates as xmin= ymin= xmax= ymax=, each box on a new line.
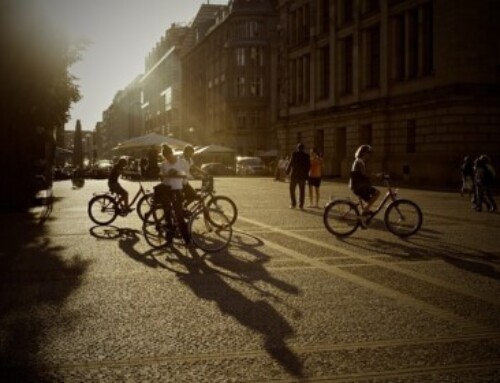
xmin=236 ymin=156 xmax=267 ymax=176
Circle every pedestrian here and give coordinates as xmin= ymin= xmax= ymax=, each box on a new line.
xmin=274 ymin=156 xmax=287 ymax=181
xmin=286 ymin=143 xmax=310 ymax=209
xmin=460 ymin=156 xmax=474 ymax=198
xmin=473 ymin=154 xmax=497 ymax=212
xmin=147 ymin=145 xmax=159 ymax=178
xmin=281 ymin=155 xmax=289 ymax=182
xmin=308 ymin=148 xmax=323 ymax=208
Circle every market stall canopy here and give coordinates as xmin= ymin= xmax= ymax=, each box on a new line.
xmin=194 ymin=144 xmax=236 ymax=155
xmin=112 ymin=133 xmax=191 ymax=151
xmin=254 ymin=149 xmax=278 ymax=157
xmin=55 ymin=147 xmax=73 ymax=157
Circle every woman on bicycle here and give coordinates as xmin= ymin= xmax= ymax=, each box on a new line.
xmin=349 ymin=145 xmax=381 ymax=216
xmin=159 ymin=144 xmax=190 ymax=244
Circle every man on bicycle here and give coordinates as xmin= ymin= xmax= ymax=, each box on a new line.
xmin=159 ymin=144 xmax=191 ymax=244
xmin=108 ymin=157 xmax=131 ymax=213
xmin=179 ymin=145 xmax=207 ymax=205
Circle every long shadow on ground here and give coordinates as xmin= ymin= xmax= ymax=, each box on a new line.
xmin=0 ymin=207 xmax=89 ymax=382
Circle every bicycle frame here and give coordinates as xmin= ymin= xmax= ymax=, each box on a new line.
xmin=356 ymin=178 xmax=398 ymax=223
xmin=129 ymin=181 xmax=148 ymax=207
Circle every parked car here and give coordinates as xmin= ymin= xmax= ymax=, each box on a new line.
xmin=236 ymin=156 xmax=267 ymax=176
xmin=91 ymin=159 xmax=113 ymax=179
xmin=200 ymin=162 xmax=235 ymax=176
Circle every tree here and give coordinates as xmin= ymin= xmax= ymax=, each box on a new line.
xmin=73 ymin=120 xmax=84 ymax=168
xmin=0 ymin=3 xmax=84 ymax=212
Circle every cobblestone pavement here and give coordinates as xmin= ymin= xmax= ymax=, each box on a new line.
xmin=1 ymin=178 xmax=499 ymax=382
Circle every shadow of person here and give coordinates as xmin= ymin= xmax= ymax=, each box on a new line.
xmin=173 ymin=253 xmax=304 ymax=378
xmin=209 ymin=232 xmax=301 ymax=298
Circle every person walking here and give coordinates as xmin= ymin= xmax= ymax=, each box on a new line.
xmin=474 ymin=154 xmax=497 ymax=212
xmin=286 ymin=143 xmax=310 ymax=209
xmin=460 ymin=156 xmax=474 ymax=198
xmin=308 ymin=148 xmax=323 ymax=208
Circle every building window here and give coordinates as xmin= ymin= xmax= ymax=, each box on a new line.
xmin=406 ymin=120 xmax=416 ymax=153
xmin=408 ymin=9 xmax=419 ymax=79
xmin=237 ymin=112 xmax=247 ymax=130
xmin=341 ymin=36 xmax=353 ymax=94
xmin=250 ymin=77 xmax=263 ymax=97
xmin=314 ymin=129 xmax=324 ymax=155
xmin=422 ymin=2 xmax=434 ymax=75
xmin=236 ymin=77 xmax=245 ymax=97
xmin=317 ymin=46 xmax=330 ymax=99
xmin=393 ymin=14 xmax=405 ymax=81
xmin=289 ymin=3 xmax=310 ymax=46
xmin=319 ymin=0 xmax=330 ymax=34
xmin=392 ymin=3 xmax=434 ymax=81
xmin=365 ymin=26 xmax=380 ymax=88
xmin=361 ymin=0 xmax=380 ymax=15
xmin=236 ymin=48 xmax=245 ymax=66
xmin=340 ymin=0 xmax=354 ymax=25
xmin=359 ymin=124 xmax=372 ymax=145
xmin=250 ymin=47 xmax=264 ymax=66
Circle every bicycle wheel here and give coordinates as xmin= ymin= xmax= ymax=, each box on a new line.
xmin=206 ymin=195 xmax=238 ymax=226
xmin=189 ymin=208 xmax=232 ymax=253
xmin=137 ymin=192 xmax=154 ymax=221
xmin=143 ymin=205 xmax=170 ymax=249
xmin=384 ymin=199 xmax=422 ymax=237
xmin=88 ymin=195 xmax=118 ymax=225
xmin=323 ymin=200 xmax=360 ymax=237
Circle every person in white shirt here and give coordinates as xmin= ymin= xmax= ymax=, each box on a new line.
xmin=179 ymin=145 xmax=206 ymax=205
xmin=159 ymin=144 xmax=190 ymax=244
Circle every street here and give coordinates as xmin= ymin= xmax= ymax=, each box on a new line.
xmin=1 ymin=177 xmax=500 ymax=382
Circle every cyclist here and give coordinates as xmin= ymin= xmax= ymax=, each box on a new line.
xmin=108 ymin=158 xmax=131 ymax=213
xmin=179 ymin=145 xmax=207 ymax=205
xmin=349 ymin=145 xmax=382 ymax=221
xmin=159 ymin=144 xmax=190 ymax=244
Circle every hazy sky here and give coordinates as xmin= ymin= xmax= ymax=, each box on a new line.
xmin=33 ymin=0 xmax=226 ymax=131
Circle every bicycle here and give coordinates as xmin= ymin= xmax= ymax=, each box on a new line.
xmin=88 ymin=180 xmax=152 ymax=225
xmin=142 ymin=184 xmax=233 ymax=253
xmin=323 ymin=174 xmax=423 ymax=237
xmin=189 ymin=175 xmax=238 ymax=226
xmin=138 ymin=175 xmax=238 ymax=226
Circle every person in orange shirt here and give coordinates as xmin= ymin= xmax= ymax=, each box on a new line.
xmin=308 ymin=148 xmax=323 ymax=208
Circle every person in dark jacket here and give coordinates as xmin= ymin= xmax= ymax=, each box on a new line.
xmin=286 ymin=143 xmax=311 ymax=209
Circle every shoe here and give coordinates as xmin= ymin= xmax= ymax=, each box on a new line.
xmin=489 ymin=207 xmax=497 ymax=212
xmin=289 ymin=205 xmax=296 ymax=209
xmin=299 ymin=205 xmax=304 ymax=210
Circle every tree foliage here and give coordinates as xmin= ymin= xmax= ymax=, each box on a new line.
xmin=0 ymin=3 xmax=84 ymax=212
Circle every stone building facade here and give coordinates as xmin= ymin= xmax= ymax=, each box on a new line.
xmin=182 ymin=0 xmax=278 ymax=154
xmin=95 ymin=76 xmax=142 ymax=157
xmin=141 ymin=24 xmax=189 ymax=138
xmin=275 ymin=0 xmax=500 ymax=186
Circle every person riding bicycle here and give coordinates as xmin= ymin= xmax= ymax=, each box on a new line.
xmin=178 ymin=144 xmax=208 ymax=205
xmin=108 ymin=158 xmax=131 ymax=213
xmin=349 ymin=145 xmax=382 ymax=218
xmin=159 ymin=144 xmax=191 ymax=245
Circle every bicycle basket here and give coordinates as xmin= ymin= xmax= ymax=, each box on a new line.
xmin=202 ymin=176 xmax=214 ymax=193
